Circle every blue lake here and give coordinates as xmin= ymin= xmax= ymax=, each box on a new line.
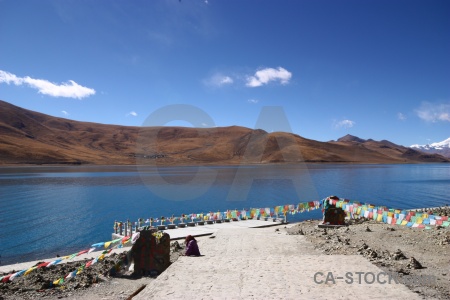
xmin=0 ymin=163 xmax=449 ymax=265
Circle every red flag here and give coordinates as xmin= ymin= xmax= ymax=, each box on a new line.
xmin=37 ymin=262 xmax=50 ymax=268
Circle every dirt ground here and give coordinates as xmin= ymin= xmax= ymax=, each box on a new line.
xmin=286 ymin=218 xmax=450 ymax=299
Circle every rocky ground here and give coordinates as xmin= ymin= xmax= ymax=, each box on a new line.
xmin=286 ymin=215 xmax=450 ymax=299
xmin=0 ymin=241 xmax=185 ymax=300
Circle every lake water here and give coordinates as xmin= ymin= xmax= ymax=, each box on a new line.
xmin=1 ymin=163 xmax=449 ymax=265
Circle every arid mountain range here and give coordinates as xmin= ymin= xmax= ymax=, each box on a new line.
xmin=0 ymin=100 xmax=448 ymax=165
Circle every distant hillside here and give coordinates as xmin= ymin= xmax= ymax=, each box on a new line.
xmin=0 ymin=100 xmax=448 ymax=165
xmin=337 ymin=134 xmax=367 ymax=143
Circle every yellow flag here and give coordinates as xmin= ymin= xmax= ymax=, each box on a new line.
xmin=104 ymin=241 xmax=112 ymax=249
xmin=24 ymin=267 xmax=37 ymax=276
xmin=377 ymin=214 xmax=383 ymax=222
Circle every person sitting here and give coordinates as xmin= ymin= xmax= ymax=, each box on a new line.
xmin=183 ymin=235 xmax=201 ymax=256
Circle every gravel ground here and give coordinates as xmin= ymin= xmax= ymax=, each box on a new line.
xmin=286 ymin=217 xmax=450 ymax=299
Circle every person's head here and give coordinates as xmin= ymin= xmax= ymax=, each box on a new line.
xmin=185 ymin=235 xmax=196 ymax=244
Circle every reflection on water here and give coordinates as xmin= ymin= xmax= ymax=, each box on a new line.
xmin=0 ymin=163 xmax=448 ymax=265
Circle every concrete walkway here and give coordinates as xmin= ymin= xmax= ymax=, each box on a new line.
xmin=135 ymin=226 xmax=422 ymax=300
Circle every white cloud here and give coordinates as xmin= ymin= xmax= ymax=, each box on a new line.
xmin=0 ymin=70 xmax=95 ymax=99
xmin=246 ymin=67 xmax=292 ymax=87
xmin=127 ymin=111 xmax=138 ymax=117
xmin=333 ymin=119 xmax=355 ymax=129
xmin=61 ymin=110 xmax=69 ymax=116
xmin=203 ymin=73 xmax=234 ymax=87
xmin=397 ymin=112 xmax=406 ymax=121
xmin=415 ymin=101 xmax=450 ymax=122
xmin=248 ymin=99 xmax=259 ymax=104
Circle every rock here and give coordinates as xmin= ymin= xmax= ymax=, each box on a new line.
xmin=365 ymin=226 xmax=372 ymax=232
xmin=171 ymin=241 xmax=183 ymax=250
xmin=397 ymin=268 xmax=410 ymax=275
xmin=406 ymin=257 xmax=423 ymax=269
xmin=358 ymin=243 xmax=369 ymax=251
xmin=392 ymin=249 xmax=407 ymax=260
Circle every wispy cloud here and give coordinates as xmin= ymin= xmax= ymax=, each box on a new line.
xmin=61 ymin=110 xmax=69 ymax=116
xmin=126 ymin=111 xmax=138 ymax=117
xmin=203 ymin=73 xmax=234 ymax=87
xmin=0 ymin=70 xmax=95 ymax=99
xmin=248 ymin=99 xmax=259 ymax=104
xmin=333 ymin=119 xmax=355 ymax=129
xmin=246 ymin=67 xmax=292 ymax=87
xmin=397 ymin=112 xmax=406 ymax=121
xmin=415 ymin=101 xmax=450 ymax=122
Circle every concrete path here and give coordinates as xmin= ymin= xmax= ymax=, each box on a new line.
xmin=135 ymin=226 xmax=422 ymax=300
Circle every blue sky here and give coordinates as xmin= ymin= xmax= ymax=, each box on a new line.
xmin=0 ymin=0 xmax=449 ymax=146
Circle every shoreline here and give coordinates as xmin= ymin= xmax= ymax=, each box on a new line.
xmin=1 ymin=161 xmax=449 ymax=168
xmin=3 ymin=203 xmax=449 ymax=269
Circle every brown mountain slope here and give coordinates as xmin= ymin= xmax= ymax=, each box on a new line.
xmin=0 ymin=100 xmax=448 ymax=165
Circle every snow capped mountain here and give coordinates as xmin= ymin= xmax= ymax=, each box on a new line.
xmin=410 ymin=138 xmax=450 ymax=158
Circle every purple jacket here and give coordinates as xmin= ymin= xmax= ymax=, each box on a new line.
xmin=185 ymin=240 xmax=201 ymax=256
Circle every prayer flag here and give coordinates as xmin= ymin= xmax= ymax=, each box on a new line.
xmin=77 ymin=250 xmax=89 ymax=256
xmin=132 ymin=232 xmax=140 ymax=244
xmin=65 ymin=270 xmax=77 ymax=281
xmin=37 ymin=262 xmax=50 ymax=268
xmin=47 ymin=259 xmax=62 ymax=267
xmin=9 ymin=271 xmax=22 ymax=281
xmin=77 ymin=265 xmax=85 ymax=275
xmin=24 ymin=267 xmax=37 ymax=276
xmin=377 ymin=214 xmax=383 ymax=222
